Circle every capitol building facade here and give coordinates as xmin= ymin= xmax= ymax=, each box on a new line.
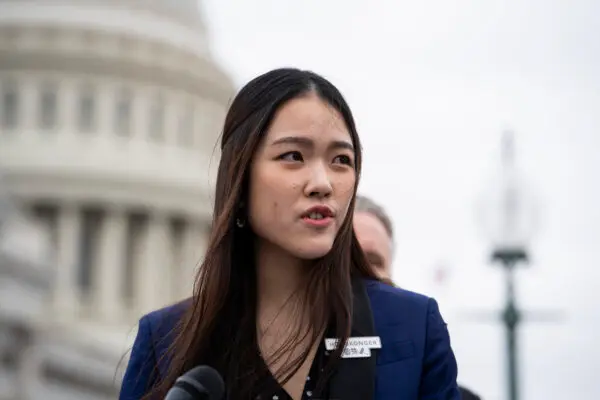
xmin=0 ymin=1 xmax=235 ymax=398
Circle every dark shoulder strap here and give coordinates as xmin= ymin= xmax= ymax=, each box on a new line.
xmin=328 ymin=277 xmax=377 ymax=400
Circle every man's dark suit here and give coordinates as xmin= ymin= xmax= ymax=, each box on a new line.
xmin=459 ymin=386 xmax=482 ymax=400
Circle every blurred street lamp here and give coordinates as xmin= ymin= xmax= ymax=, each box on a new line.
xmin=478 ymin=131 xmax=540 ymax=262
xmin=476 ymin=130 xmax=539 ymax=400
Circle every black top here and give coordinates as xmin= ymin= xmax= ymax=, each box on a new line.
xmin=255 ymin=339 xmax=331 ymax=400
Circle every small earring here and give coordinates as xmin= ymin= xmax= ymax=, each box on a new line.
xmin=236 ymin=217 xmax=245 ymax=228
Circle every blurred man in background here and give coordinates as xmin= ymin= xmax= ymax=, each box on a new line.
xmin=354 ymin=195 xmax=394 ymax=282
xmin=354 ymin=194 xmax=482 ymax=400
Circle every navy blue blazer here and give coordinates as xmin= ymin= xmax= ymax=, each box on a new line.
xmin=120 ymin=279 xmax=460 ymax=399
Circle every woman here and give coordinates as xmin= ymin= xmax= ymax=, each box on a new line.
xmin=120 ymin=68 xmax=460 ymax=400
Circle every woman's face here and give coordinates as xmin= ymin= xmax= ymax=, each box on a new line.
xmin=247 ymin=93 xmax=356 ymax=260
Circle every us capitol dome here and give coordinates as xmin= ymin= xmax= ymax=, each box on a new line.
xmin=0 ymin=0 xmax=235 ymax=398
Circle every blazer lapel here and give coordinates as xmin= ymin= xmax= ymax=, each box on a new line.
xmin=328 ymin=277 xmax=377 ymax=400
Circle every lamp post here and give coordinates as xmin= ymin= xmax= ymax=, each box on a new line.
xmin=477 ymin=130 xmax=539 ymax=400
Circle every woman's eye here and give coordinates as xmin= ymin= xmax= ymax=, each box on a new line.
xmin=279 ymin=151 xmax=303 ymax=162
xmin=333 ymin=154 xmax=353 ymax=166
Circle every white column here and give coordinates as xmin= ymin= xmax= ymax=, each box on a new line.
xmin=136 ymin=213 xmax=170 ymax=314
xmin=21 ymin=77 xmax=36 ymax=131
xmin=164 ymin=92 xmax=177 ymax=146
xmin=16 ymin=344 xmax=44 ymax=400
xmin=97 ymin=82 xmax=112 ymax=136
xmin=60 ymin=79 xmax=76 ymax=135
xmin=54 ymin=205 xmax=80 ymax=317
xmin=94 ymin=208 xmax=127 ymax=321
xmin=167 ymin=221 xmax=183 ymax=303
xmin=132 ymin=86 xmax=146 ymax=141
xmin=181 ymin=220 xmax=208 ymax=297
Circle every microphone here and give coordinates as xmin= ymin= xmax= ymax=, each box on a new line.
xmin=165 ymin=365 xmax=225 ymax=400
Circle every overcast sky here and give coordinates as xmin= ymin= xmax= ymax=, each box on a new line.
xmin=199 ymin=1 xmax=600 ymax=398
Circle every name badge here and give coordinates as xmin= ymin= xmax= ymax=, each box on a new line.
xmin=325 ymin=336 xmax=382 ymax=359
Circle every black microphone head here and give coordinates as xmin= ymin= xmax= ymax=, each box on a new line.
xmin=165 ymin=365 xmax=224 ymax=400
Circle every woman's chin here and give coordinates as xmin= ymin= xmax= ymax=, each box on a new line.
xmin=289 ymin=242 xmax=334 ymax=260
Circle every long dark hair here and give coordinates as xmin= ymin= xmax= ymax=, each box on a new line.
xmin=145 ymin=68 xmax=378 ymax=399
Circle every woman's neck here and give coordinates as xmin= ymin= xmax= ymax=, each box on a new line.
xmin=255 ymin=240 xmax=309 ymax=322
